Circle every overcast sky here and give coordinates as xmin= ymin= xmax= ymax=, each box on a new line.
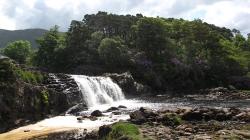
xmin=0 ymin=0 xmax=250 ymax=34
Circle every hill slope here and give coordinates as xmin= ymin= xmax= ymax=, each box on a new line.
xmin=0 ymin=29 xmax=48 ymax=48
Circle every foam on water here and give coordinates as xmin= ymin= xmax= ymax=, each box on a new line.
xmin=71 ymin=75 xmax=125 ymax=107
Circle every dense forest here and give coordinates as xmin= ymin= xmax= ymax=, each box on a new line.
xmin=2 ymin=11 xmax=250 ymax=91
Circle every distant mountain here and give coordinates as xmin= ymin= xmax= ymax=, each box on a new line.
xmin=0 ymin=29 xmax=48 ymax=48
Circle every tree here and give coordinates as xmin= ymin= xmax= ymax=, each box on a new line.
xmin=3 ymin=40 xmax=32 ymax=64
xmin=98 ymin=37 xmax=129 ymax=68
xmin=35 ymin=25 xmax=64 ymax=70
xmin=135 ymin=18 xmax=171 ymax=61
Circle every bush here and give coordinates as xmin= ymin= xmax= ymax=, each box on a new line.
xmin=15 ymin=68 xmax=44 ymax=84
xmin=106 ymin=122 xmax=142 ymax=140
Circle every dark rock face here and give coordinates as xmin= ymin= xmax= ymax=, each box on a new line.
xmin=91 ymin=110 xmax=103 ymax=117
xmin=0 ymin=82 xmax=53 ymax=133
xmin=45 ymin=73 xmax=84 ymax=108
xmin=0 ymin=59 xmax=85 ymax=133
xmin=104 ymin=72 xmax=151 ymax=96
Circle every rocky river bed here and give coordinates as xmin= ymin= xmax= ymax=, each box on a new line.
xmin=0 ymin=86 xmax=249 ymax=140
xmin=16 ymin=105 xmax=250 ymax=140
xmin=1 ymin=90 xmax=249 ymax=140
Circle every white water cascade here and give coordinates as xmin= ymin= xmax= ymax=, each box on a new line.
xmin=71 ymin=75 xmax=125 ymax=107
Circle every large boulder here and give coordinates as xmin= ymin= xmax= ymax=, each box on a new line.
xmin=182 ymin=109 xmax=204 ymax=121
xmin=91 ymin=110 xmax=103 ymax=117
xmin=65 ymin=103 xmax=87 ymax=115
xmin=130 ymin=107 xmax=159 ymax=124
xmin=106 ymin=107 xmax=119 ymax=112
xmin=104 ymin=72 xmax=151 ymax=96
xmin=130 ymin=110 xmax=146 ymax=124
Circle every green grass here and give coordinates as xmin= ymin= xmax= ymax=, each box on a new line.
xmin=106 ymin=122 xmax=143 ymax=140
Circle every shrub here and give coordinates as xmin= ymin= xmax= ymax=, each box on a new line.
xmin=106 ymin=122 xmax=142 ymax=140
xmin=15 ymin=68 xmax=44 ymax=84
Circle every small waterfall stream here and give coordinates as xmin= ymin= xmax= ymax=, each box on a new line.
xmin=71 ymin=75 xmax=125 ymax=107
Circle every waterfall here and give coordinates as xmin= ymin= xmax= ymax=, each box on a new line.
xmin=71 ymin=75 xmax=125 ymax=107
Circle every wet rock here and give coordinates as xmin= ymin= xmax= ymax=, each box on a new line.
xmin=46 ymin=73 xmax=84 ymax=108
xmin=118 ymin=105 xmax=127 ymax=109
xmin=235 ymin=112 xmax=250 ymax=122
xmin=130 ymin=110 xmax=146 ymax=124
xmin=91 ymin=110 xmax=103 ymax=117
xmin=77 ymin=117 xmax=83 ymax=123
xmin=184 ymin=127 xmax=193 ymax=133
xmin=229 ymin=76 xmax=250 ymax=90
xmin=104 ymin=72 xmax=151 ymax=95
xmin=182 ymin=109 xmax=203 ymax=121
xmin=98 ymin=125 xmax=112 ymax=138
xmin=90 ymin=116 xmax=98 ymax=121
xmin=66 ymin=103 xmax=87 ymax=115
xmin=77 ymin=117 xmax=82 ymax=121
xmin=106 ymin=107 xmax=119 ymax=112
xmin=139 ymin=107 xmax=158 ymax=118
xmin=210 ymin=87 xmax=229 ymax=93
xmin=229 ymin=107 xmax=241 ymax=116
xmin=85 ymin=131 xmax=98 ymax=140
xmin=112 ymin=111 xmax=122 ymax=115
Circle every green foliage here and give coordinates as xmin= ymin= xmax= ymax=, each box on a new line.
xmin=0 ymin=58 xmax=43 ymax=84
xmin=3 ymin=40 xmax=32 ymax=64
xmin=41 ymin=90 xmax=49 ymax=106
xmin=106 ymin=122 xmax=142 ymax=140
xmin=34 ymin=12 xmax=250 ymax=90
xmin=34 ymin=25 xmax=65 ymax=71
xmin=135 ymin=17 xmax=172 ymax=61
xmin=98 ymin=37 xmax=129 ymax=68
xmin=15 ymin=68 xmax=44 ymax=84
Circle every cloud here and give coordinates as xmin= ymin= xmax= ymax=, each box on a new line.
xmin=0 ymin=0 xmax=250 ymax=35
